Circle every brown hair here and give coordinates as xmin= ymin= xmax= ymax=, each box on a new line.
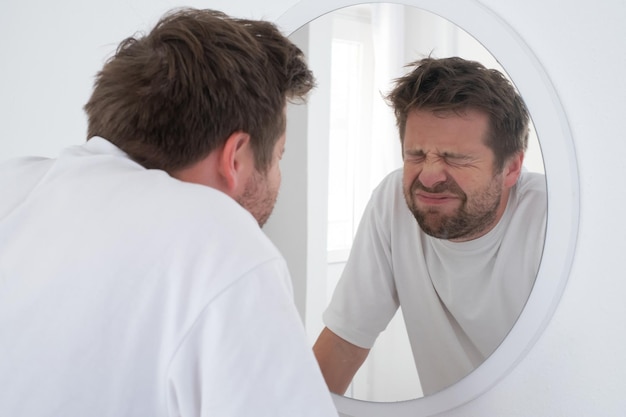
xmin=84 ymin=8 xmax=315 ymax=173
xmin=386 ymin=57 xmax=529 ymax=171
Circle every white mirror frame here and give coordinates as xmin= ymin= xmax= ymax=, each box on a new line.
xmin=278 ymin=0 xmax=580 ymax=416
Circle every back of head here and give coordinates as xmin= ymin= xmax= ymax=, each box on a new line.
xmin=84 ymin=8 xmax=315 ymax=173
xmin=386 ymin=57 xmax=529 ymax=171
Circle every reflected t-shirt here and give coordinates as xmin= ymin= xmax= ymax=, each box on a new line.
xmin=323 ymin=168 xmax=547 ymax=395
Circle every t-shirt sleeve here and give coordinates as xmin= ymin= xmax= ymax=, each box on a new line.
xmin=323 ymin=174 xmax=401 ymax=349
xmin=166 ymin=258 xmax=338 ymax=417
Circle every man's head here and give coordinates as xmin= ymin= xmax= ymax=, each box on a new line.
xmin=84 ymin=8 xmax=315 ymax=225
xmin=386 ymin=57 xmax=529 ymax=241
xmin=387 ymin=57 xmax=529 ymax=171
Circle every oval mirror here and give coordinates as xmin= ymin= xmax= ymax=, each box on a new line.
xmin=288 ymin=3 xmax=546 ymax=403
xmin=273 ymin=0 xmax=578 ymax=415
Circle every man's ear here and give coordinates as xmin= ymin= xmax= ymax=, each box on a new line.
xmin=503 ymin=151 xmax=524 ymax=188
xmin=219 ymin=131 xmax=253 ymax=193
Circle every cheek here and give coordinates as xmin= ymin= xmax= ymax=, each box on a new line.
xmin=269 ymin=165 xmax=281 ymax=192
xmin=449 ymin=173 xmax=474 ymax=195
xmin=402 ymin=163 xmax=419 ymax=184
xmin=402 ymin=170 xmax=413 ymax=192
xmin=276 ymin=163 xmax=282 ymax=183
xmin=455 ymin=171 xmax=494 ymax=196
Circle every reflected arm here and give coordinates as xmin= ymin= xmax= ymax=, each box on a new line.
xmin=313 ymin=326 xmax=370 ymax=395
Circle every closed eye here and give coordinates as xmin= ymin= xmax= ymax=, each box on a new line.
xmin=441 ymin=152 xmax=475 ymax=167
xmin=403 ymin=150 xmax=426 ymax=163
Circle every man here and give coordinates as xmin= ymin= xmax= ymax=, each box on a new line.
xmin=314 ymin=57 xmax=546 ymax=396
xmin=0 ymin=8 xmax=337 ymax=417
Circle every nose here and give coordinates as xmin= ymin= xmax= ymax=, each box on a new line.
xmin=418 ymin=159 xmax=447 ymax=189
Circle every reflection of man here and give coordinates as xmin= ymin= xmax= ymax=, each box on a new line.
xmin=0 ymin=8 xmax=338 ymax=417
xmin=314 ymin=57 xmax=546 ymax=396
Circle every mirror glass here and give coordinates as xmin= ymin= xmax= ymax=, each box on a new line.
xmin=289 ymin=3 xmax=545 ymax=403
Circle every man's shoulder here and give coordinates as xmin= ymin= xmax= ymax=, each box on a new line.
xmin=512 ymin=170 xmax=547 ymax=210
xmin=361 ymin=168 xmax=417 ymax=235
xmin=369 ymin=168 xmax=404 ymax=201
xmin=517 ymin=170 xmax=547 ymax=194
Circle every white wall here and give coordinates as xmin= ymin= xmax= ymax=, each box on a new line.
xmin=1 ymin=0 xmax=625 ymax=416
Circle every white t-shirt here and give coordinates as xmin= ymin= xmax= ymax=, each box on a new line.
xmin=323 ymin=168 xmax=546 ymax=395
xmin=0 ymin=137 xmax=338 ymax=417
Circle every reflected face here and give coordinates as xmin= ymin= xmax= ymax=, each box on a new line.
xmin=238 ymin=132 xmax=285 ymax=227
xmin=402 ymin=109 xmax=509 ymax=241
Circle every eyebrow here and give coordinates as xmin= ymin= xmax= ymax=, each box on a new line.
xmin=404 ymin=149 xmax=426 ymax=157
xmin=440 ymin=151 xmax=473 ymax=160
xmin=404 ymin=149 xmax=471 ymax=158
